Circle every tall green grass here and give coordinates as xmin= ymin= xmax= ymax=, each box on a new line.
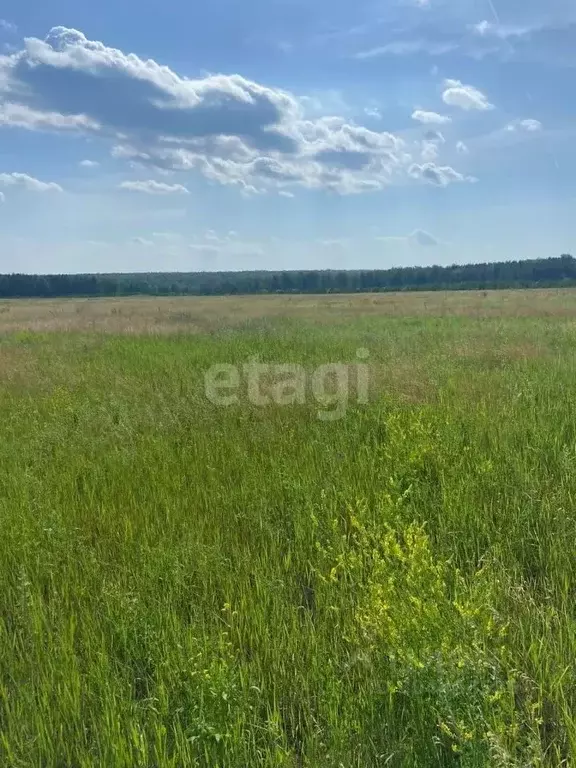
xmin=1 ymin=315 xmax=576 ymax=766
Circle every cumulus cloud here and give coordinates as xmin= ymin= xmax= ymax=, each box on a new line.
xmin=412 ymin=110 xmax=452 ymax=125
xmin=0 ymin=26 xmax=473 ymax=194
xmin=0 ymin=172 xmax=63 ymax=192
xmin=119 ymin=180 xmax=190 ymax=195
xmin=110 ymin=117 xmax=413 ymax=195
xmin=6 ymin=28 xmax=293 ymax=148
xmin=408 ymin=162 xmax=474 ymax=186
xmin=442 ymin=79 xmax=494 ymax=111
xmin=79 ymin=159 xmax=99 ymax=168
xmin=0 ymin=27 xmax=298 ymax=150
xmin=456 ymin=141 xmax=469 ymax=155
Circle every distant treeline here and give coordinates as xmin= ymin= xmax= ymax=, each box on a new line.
xmin=2 ymin=255 xmax=576 ymax=298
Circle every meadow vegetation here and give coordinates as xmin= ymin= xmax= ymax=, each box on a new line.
xmin=1 ymin=290 xmax=576 ymax=766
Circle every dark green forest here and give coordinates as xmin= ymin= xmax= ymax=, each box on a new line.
xmin=2 ymin=255 xmax=575 ymax=298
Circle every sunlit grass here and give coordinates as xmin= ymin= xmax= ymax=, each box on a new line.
xmin=3 ymin=287 xmax=576 ymax=335
xmin=1 ymin=303 xmax=576 ymax=765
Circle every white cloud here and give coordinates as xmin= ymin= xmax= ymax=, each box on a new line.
xmin=471 ymin=20 xmax=533 ymax=40
xmin=0 ymin=103 xmax=98 ymax=131
xmin=356 ymin=40 xmax=458 ymax=59
xmin=0 ymin=26 xmax=473 ymax=194
xmin=442 ymin=79 xmax=494 ymax=111
xmin=408 ymin=162 xmax=475 ymax=186
xmin=519 ymin=119 xmax=543 ymax=132
xmin=353 ymin=18 xmax=574 ymax=68
xmin=420 ymin=130 xmax=445 ymax=162
xmin=473 ymin=20 xmax=493 ymax=36
xmin=130 ymin=237 xmax=154 ymax=246
xmin=456 ymin=141 xmax=469 ymax=155
xmin=410 ymin=229 xmax=438 ymax=247
xmin=0 ymin=20 xmax=16 ymax=34
xmin=0 ymin=27 xmax=298 ymax=151
xmin=119 ymin=180 xmax=190 ymax=195
xmin=0 ymin=172 xmax=63 ymax=192
xmin=412 ymin=110 xmax=452 ymax=125
xmin=364 ymin=106 xmax=382 ymax=119
xmin=421 ymin=141 xmax=439 ymax=162
xmin=505 ymin=119 xmax=543 ymax=134
xmin=279 ymin=190 xmax=295 ymax=198
xmin=0 ymin=191 xmax=4 ymax=203
xmin=79 ymin=159 xmax=99 ymax=168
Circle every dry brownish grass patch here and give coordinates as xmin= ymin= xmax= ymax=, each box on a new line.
xmin=368 ymin=362 xmax=437 ymax=405
xmin=2 ymin=288 xmax=576 ymax=335
xmin=0 ymin=345 xmax=39 ymax=389
xmin=450 ymin=340 xmax=549 ymax=366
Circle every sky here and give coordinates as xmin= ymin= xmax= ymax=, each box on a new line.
xmin=0 ymin=0 xmax=574 ymax=274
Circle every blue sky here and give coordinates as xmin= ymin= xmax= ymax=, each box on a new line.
xmin=0 ymin=0 xmax=574 ymax=274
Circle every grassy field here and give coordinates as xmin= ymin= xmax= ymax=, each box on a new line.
xmin=3 ymin=288 xmax=576 ymax=334
xmin=2 ymin=290 xmax=576 ymax=766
